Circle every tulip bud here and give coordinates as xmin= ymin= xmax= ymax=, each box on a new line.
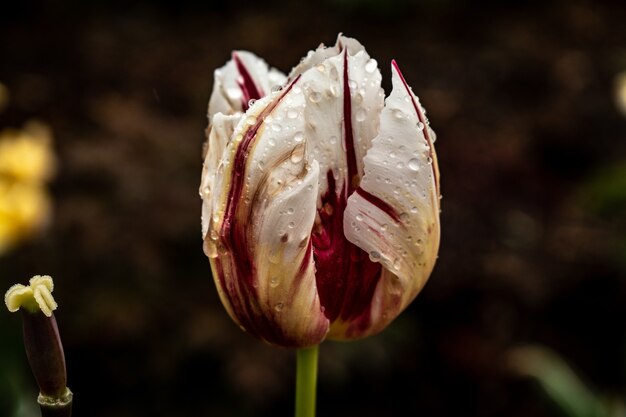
xmin=5 ymin=276 xmax=73 ymax=417
xmin=201 ymin=35 xmax=441 ymax=347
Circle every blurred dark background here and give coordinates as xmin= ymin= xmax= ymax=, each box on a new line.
xmin=1 ymin=0 xmax=625 ymax=416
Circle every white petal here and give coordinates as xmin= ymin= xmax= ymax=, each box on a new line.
xmin=294 ymin=37 xmax=384 ymax=197
xmin=207 ymin=51 xmax=286 ymax=121
xmin=205 ymin=80 xmax=329 ymax=346
xmin=343 ymin=61 xmax=441 ymax=335
xmin=201 ymin=113 xmax=241 ymax=238
xmin=287 ymin=34 xmax=365 ymax=80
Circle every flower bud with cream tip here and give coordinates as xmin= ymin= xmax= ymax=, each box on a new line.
xmin=5 ymin=275 xmax=73 ymax=417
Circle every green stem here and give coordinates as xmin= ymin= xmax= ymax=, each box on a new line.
xmin=295 ymin=345 xmax=319 ymax=417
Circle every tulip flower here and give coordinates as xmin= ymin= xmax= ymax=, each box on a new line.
xmin=201 ymin=35 xmax=440 ymax=348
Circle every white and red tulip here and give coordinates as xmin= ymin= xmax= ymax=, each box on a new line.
xmin=201 ymin=35 xmax=440 ymax=347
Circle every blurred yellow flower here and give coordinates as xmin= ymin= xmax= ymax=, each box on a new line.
xmin=0 ymin=180 xmax=51 ymax=253
xmin=0 ymin=122 xmax=56 ymax=183
xmin=0 ymin=120 xmax=55 ymax=254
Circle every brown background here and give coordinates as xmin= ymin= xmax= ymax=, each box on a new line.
xmin=1 ymin=0 xmax=625 ymax=416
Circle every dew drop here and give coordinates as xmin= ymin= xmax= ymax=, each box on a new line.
xmin=365 ymin=58 xmax=377 ymax=73
xmin=417 ymin=121 xmax=424 ymax=130
xmin=271 ymin=123 xmax=282 ymax=132
xmin=330 ymin=84 xmax=340 ymax=97
xmin=275 ymin=303 xmax=284 ymax=312
xmin=408 ymin=158 xmax=420 ymax=171
xmin=389 ymin=151 xmax=397 ymax=158
xmin=355 ymin=108 xmax=367 ymax=121
xmin=316 ymin=64 xmax=325 ymax=72
xmin=288 ymin=221 xmax=295 ymax=229
xmin=287 ymin=109 xmax=298 ymax=119
xmin=396 ymin=162 xmax=404 ymax=169
xmin=248 ymin=99 xmax=256 ymax=108
xmin=308 ymin=91 xmax=321 ymax=103
xmin=329 ymin=66 xmax=339 ymax=81
xmin=205 ymin=241 xmax=218 ymax=259
xmin=268 ymin=137 xmax=276 ymax=146
xmin=393 ymin=109 xmax=405 ymax=119
xmin=226 ymin=87 xmax=242 ymax=100
xmin=287 ymin=207 xmax=295 ymax=214
xmin=290 ymin=145 xmax=305 ymax=164
xmin=369 ymin=250 xmax=381 ymax=261
xmin=392 ymin=258 xmax=401 ymax=270
xmin=381 ymin=224 xmax=388 ymax=231
xmin=292 ymin=85 xmax=302 ymax=95
xmin=270 ymin=277 xmax=279 ymax=288
xmin=294 ymin=131 xmax=305 ymax=143
xmin=329 ymin=135 xmax=337 ymax=144
xmin=356 ymin=213 xmax=364 ymax=221
xmin=410 ymin=206 xmax=418 ymax=213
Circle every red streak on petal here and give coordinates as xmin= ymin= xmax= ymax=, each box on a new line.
xmin=355 ymin=187 xmax=401 ymax=223
xmin=233 ymin=52 xmax=264 ymax=111
xmin=216 ymin=76 xmax=302 ymax=345
xmin=309 ymin=49 xmax=383 ymax=335
xmin=343 ymin=48 xmax=358 ymax=195
xmin=312 ymin=171 xmax=381 ymax=329
xmin=391 ymin=60 xmax=439 ymax=194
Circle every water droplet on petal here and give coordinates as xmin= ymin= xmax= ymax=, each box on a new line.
xmin=287 ymin=207 xmax=295 ymax=214
xmin=408 ymin=158 xmax=420 ymax=171
xmin=329 ymin=135 xmax=337 ymax=145
xmin=396 ymin=162 xmax=404 ymax=169
xmin=290 ymin=145 xmax=305 ymax=164
xmin=248 ymin=99 xmax=256 ymax=108
xmin=294 ymin=131 xmax=305 ymax=143
xmin=271 ymin=123 xmax=282 ymax=132
xmin=393 ymin=109 xmax=405 ymax=119
xmin=288 ymin=221 xmax=295 ymax=229
xmin=392 ymin=258 xmax=401 ymax=270
xmin=275 ymin=303 xmax=284 ymax=312
xmin=356 ymin=108 xmax=366 ymax=121
xmin=287 ymin=109 xmax=298 ymax=119
xmin=316 ymin=64 xmax=325 ymax=72
xmin=270 ymin=277 xmax=279 ymax=288
xmin=417 ymin=121 xmax=425 ymax=130
xmin=268 ymin=137 xmax=276 ymax=146
xmin=410 ymin=206 xmax=418 ymax=213
xmin=369 ymin=251 xmax=381 ymax=261
xmin=308 ymin=91 xmax=321 ymax=103
xmin=227 ymin=87 xmax=242 ymax=100
xmin=365 ymin=58 xmax=378 ymax=73
xmin=356 ymin=213 xmax=364 ymax=221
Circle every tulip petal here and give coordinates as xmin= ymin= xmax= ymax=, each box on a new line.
xmin=205 ymin=79 xmax=329 ymax=347
xmin=342 ymin=60 xmax=441 ymax=338
xmin=201 ymin=113 xmax=241 ymax=238
xmin=208 ymin=51 xmax=286 ymax=120
xmin=290 ymin=35 xmax=384 ymax=193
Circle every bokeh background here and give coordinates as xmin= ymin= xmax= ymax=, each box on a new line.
xmin=1 ymin=0 xmax=625 ymax=416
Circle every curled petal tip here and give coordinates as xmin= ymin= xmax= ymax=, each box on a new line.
xmin=5 ymin=275 xmax=57 ymax=317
